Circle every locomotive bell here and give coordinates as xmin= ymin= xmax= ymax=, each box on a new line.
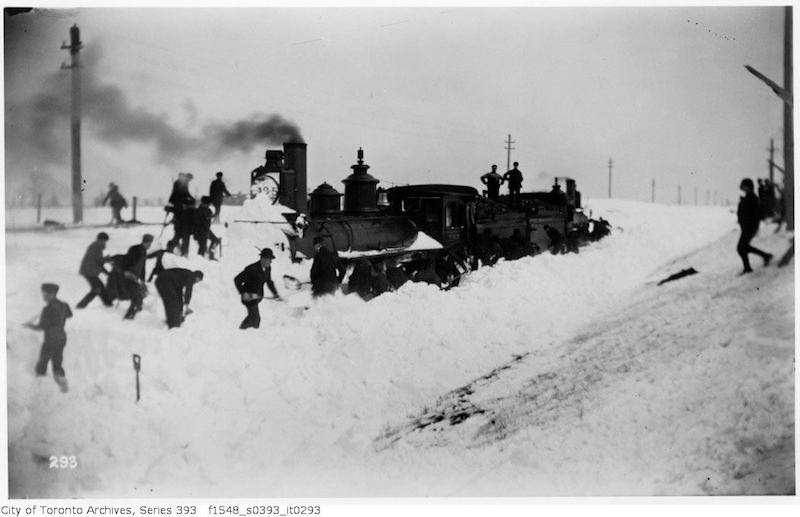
xmin=342 ymin=147 xmax=379 ymax=215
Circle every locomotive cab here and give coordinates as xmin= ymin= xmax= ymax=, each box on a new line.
xmin=386 ymin=185 xmax=478 ymax=248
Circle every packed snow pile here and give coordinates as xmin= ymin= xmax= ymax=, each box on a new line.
xmin=4 ymin=199 xmax=793 ymax=497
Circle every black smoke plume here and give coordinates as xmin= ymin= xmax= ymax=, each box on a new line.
xmin=207 ymin=114 xmax=303 ymax=153
xmin=6 ymin=41 xmax=302 ymax=204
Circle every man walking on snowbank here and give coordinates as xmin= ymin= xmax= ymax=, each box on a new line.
xmin=24 ymin=283 xmax=72 ymax=392
xmin=737 ymin=178 xmax=773 ymax=274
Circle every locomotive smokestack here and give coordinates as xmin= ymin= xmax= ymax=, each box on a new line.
xmin=283 ymin=141 xmax=307 ymax=213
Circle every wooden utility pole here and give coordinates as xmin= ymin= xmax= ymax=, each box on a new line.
xmin=678 ymin=185 xmax=682 ymax=205
xmin=744 ymin=6 xmax=793 ymax=230
xmin=504 ymin=134 xmax=516 ymax=173
xmin=783 ymin=6 xmax=793 ymax=231
xmin=608 ymin=158 xmax=613 ymax=198
xmin=61 ymin=24 xmax=83 ymax=224
xmin=768 ymin=138 xmax=776 ymax=184
xmin=651 ymin=179 xmax=655 ymax=203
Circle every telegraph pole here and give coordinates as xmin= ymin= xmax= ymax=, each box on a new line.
xmin=651 ymin=179 xmax=655 ymax=203
xmin=61 ymin=24 xmax=83 ymax=224
xmin=744 ymin=6 xmax=793 ymax=230
xmin=768 ymin=138 xmax=776 ymax=184
xmin=504 ymin=134 xmax=516 ymax=173
xmin=783 ymin=5 xmax=793 ymax=231
xmin=608 ymin=158 xmax=613 ymax=198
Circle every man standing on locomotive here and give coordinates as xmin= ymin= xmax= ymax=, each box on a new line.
xmin=481 ymin=165 xmax=504 ymax=201
xmin=503 ymin=162 xmax=524 ymax=205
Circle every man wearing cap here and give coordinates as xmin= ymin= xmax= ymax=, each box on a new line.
xmin=234 ymin=248 xmax=281 ymax=329
xmin=503 ymin=162 xmax=524 ymax=205
xmin=24 ymin=283 xmax=72 ymax=391
xmin=209 ymin=172 xmax=232 ymax=222
xmin=481 ymin=165 xmax=504 ymax=201
xmin=121 ymin=234 xmax=154 ymax=320
xmin=77 ymin=232 xmax=112 ymax=308
xmin=155 ymin=268 xmax=204 ymax=329
xmin=310 ymin=236 xmax=346 ymax=297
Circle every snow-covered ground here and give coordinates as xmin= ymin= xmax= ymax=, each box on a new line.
xmin=3 ymin=199 xmax=794 ymax=497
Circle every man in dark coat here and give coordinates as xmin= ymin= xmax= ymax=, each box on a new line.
xmin=167 ymin=173 xmax=196 ymax=256
xmin=103 ymin=183 xmax=128 ymax=225
xmin=24 ymin=283 xmax=72 ymax=391
xmin=737 ymin=178 xmax=773 ymax=274
xmin=310 ymin=236 xmax=346 ymax=297
xmin=77 ymin=232 xmax=112 ymax=308
xmin=371 ymin=261 xmax=392 ymax=298
xmin=122 ymin=234 xmax=154 ymax=319
xmin=503 ymin=162 xmax=524 ymax=205
xmin=194 ymin=196 xmax=220 ymax=258
xmin=234 ymin=248 xmax=281 ymax=329
xmin=414 ymin=258 xmax=443 ymax=288
xmin=544 ymin=225 xmax=564 ymax=255
xmin=155 ymin=268 xmax=203 ymax=329
xmin=480 ymin=165 xmax=504 ymax=201
xmin=347 ymin=259 xmax=374 ymax=300
xmin=386 ymin=258 xmax=411 ymax=290
xmin=209 ymin=171 xmax=232 ymax=222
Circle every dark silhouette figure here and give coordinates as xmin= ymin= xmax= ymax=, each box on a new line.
xmin=166 ymin=173 xmax=196 ymax=256
xmin=371 ymin=261 xmax=392 ymax=297
xmin=155 ymin=268 xmax=203 ymax=329
xmin=121 ymin=234 xmax=154 ymax=320
xmin=24 ymin=283 xmax=72 ymax=388
xmin=414 ymin=258 xmax=443 ymax=288
xmin=209 ymin=171 xmax=232 ymax=222
xmin=77 ymin=232 xmax=112 ymax=308
xmin=103 ymin=183 xmax=128 ymax=225
xmin=347 ymin=259 xmax=374 ymax=300
xmin=234 ymin=248 xmax=280 ymax=329
xmin=386 ymin=259 xmax=411 ymax=290
xmin=544 ymin=224 xmax=563 ymax=255
xmin=310 ymin=236 xmax=346 ymax=297
xmin=737 ymin=178 xmax=772 ymax=274
xmin=503 ymin=162 xmax=523 ymax=205
xmin=194 ymin=196 xmax=220 ymax=258
xmin=480 ymin=165 xmax=505 ymax=201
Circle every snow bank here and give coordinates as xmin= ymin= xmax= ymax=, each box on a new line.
xmin=5 ymin=199 xmax=762 ymax=497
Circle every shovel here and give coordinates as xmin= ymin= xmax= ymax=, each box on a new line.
xmin=132 ymin=354 xmax=141 ymax=402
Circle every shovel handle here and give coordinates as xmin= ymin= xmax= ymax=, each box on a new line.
xmin=132 ymin=354 xmax=141 ymax=371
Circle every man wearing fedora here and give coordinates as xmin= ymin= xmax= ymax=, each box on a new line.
xmin=234 ymin=248 xmax=281 ymax=329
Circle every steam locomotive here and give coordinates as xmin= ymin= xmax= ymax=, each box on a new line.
xmin=246 ymin=141 xmax=603 ymax=285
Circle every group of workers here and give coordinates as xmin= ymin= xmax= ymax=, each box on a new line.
xmin=165 ymin=171 xmax=232 ymax=259
xmin=481 ymin=162 xmax=524 ymax=203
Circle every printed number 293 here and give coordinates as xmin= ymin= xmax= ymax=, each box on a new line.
xmin=49 ymin=456 xmax=78 ymax=469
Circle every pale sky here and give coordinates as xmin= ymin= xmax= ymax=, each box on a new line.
xmin=4 ymin=4 xmax=786 ymax=207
